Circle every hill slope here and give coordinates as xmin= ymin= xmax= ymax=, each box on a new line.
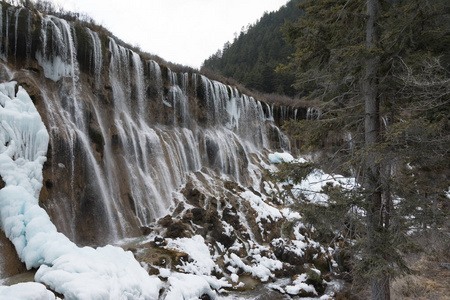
xmin=202 ymin=0 xmax=303 ymax=97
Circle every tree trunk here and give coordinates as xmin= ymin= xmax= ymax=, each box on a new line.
xmin=363 ymin=0 xmax=390 ymax=299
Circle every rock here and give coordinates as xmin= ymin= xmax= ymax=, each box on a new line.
xmin=200 ymin=294 xmax=212 ymax=300
xmin=248 ymin=186 xmax=262 ymax=197
xmin=173 ymin=202 xmax=185 ymax=216
xmin=191 ymin=208 xmax=206 ymax=223
xmin=0 ymin=175 xmax=5 ymax=189
xmin=166 ymin=220 xmax=189 ymax=239
xmin=140 ymin=226 xmax=151 ymax=236
xmin=158 ymin=215 xmax=173 ymax=227
xmin=209 ymin=197 xmax=218 ymax=208
xmin=45 ymin=180 xmax=53 ymax=189
xmin=13 ymin=75 xmax=42 ymax=105
xmin=313 ymin=254 xmax=330 ymax=273
xmin=272 ymin=239 xmax=305 ymax=266
xmin=306 ymin=269 xmax=326 ymax=295
xmin=182 ymin=212 xmax=193 ymax=223
xmin=148 ymin=266 xmax=159 ymax=276
xmin=154 ymin=236 xmax=166 ymax=247
xmin=222 ymin=207 xmax=241 ymax=230
xmin=127 ymin=248 xmax=137 ymax=254
xmin=183 ymin=187 xmax=206 ymax=207
xmin=210 ymin=218 xmax=235 ymax=248
xmin=0 ymin=230 xmax=27 ymax=277
xmin=224 ymin=181 xmax=244 ymax=192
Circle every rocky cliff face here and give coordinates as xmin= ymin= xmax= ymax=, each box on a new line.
xmin=0 ymin=3 xmax=345 ymax=299
xmin=0 ymin=2 xmax=299 ymax=246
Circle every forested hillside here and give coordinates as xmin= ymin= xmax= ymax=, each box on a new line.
xmin=276 ymin=0 xmax=450 ymax=299
xmin=202 ymin=0 xmax=303 ymax=96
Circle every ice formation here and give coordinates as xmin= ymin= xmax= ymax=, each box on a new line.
xmin=0 ymin=82 xmax=161 ymax=299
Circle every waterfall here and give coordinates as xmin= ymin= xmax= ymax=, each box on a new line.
xmin=0 ymin=8 xmax=292 ymax=243
xmin=4 ymin=6 xmax=14 ymax=61
xmin=0 ymin=82 xmax=161 ymax=299
xmin=13 ymin=7 xmax=22 ymax=61
xmin=0 ymin=7 xmax=314 ymax=299
xmin=0 ymin=4 xmax=3 ymax=59
xmin=86 ymin=28 xmax=103 ymax=86
xmin=306 ymin=107 xmax=322 ymax=120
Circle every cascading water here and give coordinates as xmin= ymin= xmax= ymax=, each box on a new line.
xmin=86 ymin=27 xmax=103 ymax=86
xmin=0 ymin=5 xmax=343 ymax=300
xmin=0 ymin=4 xmax=295 ymax=246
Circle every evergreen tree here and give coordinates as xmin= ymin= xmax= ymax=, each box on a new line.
xmin=202 ymin=0 xmax=302 ymax=96
xmin=280 ymin=0 xmax=450 ymax=299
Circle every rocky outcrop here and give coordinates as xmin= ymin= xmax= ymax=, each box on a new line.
xmin=0 ymin=2 xmax=299 ymax=246
xmin=0 ymin=4 xmax=346 ymax=299
xmin=0 ymin=230 xmax=27 ymax=278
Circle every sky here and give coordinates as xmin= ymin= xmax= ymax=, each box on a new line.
xmin=50 ymin=0 xmax=291 ymax=69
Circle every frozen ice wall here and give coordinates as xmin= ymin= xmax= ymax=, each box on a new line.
xmin=0 ymin=82 xmax=161 ymax=299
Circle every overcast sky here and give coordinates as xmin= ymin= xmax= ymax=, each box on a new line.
xmin=50 ymin=0 xmax=290 ymax=69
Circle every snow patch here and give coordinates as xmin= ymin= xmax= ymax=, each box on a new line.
xmin=240 ymin=191 xmax=282 ymax=223
xmin=285 ymin=273 xmax=317 ymax=296
xmin=0 ymin=282 xmax=57 ymax=300
xmin=268 ymin=152 xmax=294 ymax=164
xmin=165 ymin=235 xmax=217 ymax=276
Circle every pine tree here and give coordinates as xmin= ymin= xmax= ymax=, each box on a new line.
xmin=281 ymin=0 xmax=450 ymax=299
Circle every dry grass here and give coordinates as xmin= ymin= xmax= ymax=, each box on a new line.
xmin=391 ymin=274 xmax=445 ymax=300
xmin=392 ymin=231 xmax=450 ymax=300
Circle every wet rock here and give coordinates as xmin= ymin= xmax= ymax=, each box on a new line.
xmin=200 ymin=294 xmax=212 ymax=300
xmin=140 ymin=226 xmax=151 ymax=236
xmin=224 ymin=181 xmax=244 ymax=192
xmin=158 ymin=215 xmax=173 ymax=227
xmin=182 ymin=212 xmax=193 ymax=223
xmin=183 ymin=186 xmax=206 ymax=207
xmin=0 ymin=230 xmax=27 ymax=277
xmin=13 ymin=75 xmax=42 ymax=105
xmin=222 ymin=207 xmax=241 ymax=230
xmin=0 ymin=175 xmax=5 ymax=189
xmin=205 ymin=139 xmax=219 ymax=166
xmin=173 ymin=202 xmax=185 ymax=216
xmin=127 ymin=248 xmax=137 ymax=254
xmin=272 ymin=239 xmax=305 ymax=266
xmin=191 ymin=208 xmax=206 ymax=223
xmin=166 ymin=220 xmax=189 ymax=239
xmin=248 ymin=186 xmax=262 ymax=197
xmin=154 ymin=236 xmax=167 ymax=247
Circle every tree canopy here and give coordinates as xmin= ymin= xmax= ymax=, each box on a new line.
xmin=278 ymin=0 xmax=450 ymax=299
xmin=202 ymin=0 xmax=304 ymax=96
